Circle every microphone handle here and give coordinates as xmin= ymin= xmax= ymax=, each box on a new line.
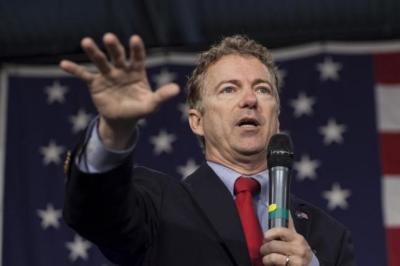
xmin=268 ymin=166 xmax=290 ymax=228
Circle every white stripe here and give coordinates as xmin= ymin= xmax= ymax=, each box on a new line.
xmin=273 ymin=41 xmax=400 ymax=60
xmin=2 ymin=39 xmax=400 ymax=74
xmin=375 ymin=84 xmax=400 ymax=132
xmin=324 ymin=41 xmax=400 ymax=54
xmin=383 ymin=176 xmax=400 ymax=226
xmin=1 ymin=64 xmax=92 ymax=76
xmin=0 ymin=68 xmax=10 ymax=266
xmin=145 ymin=52 xmax=197 ymax=66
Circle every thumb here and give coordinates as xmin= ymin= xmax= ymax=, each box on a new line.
xmin=289 ymin=212 xmax=297 ymax=233
xmin=154 ymin=83 xmax=180 ymax=105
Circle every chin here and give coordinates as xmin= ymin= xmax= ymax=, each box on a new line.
xmin=236 ymin=145 xmax=266 ymax=156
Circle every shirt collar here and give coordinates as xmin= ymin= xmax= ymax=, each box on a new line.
xmin=206 ymin=161 xmax=269 ymax=198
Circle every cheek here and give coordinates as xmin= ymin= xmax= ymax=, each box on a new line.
xmin=271 ymin=111 xmax=279 ymax=126
xmin=205 ymin=104 xmax=227 ymax=123
xmin=271 ymin=115 xmax=279 ymax=132
xmin=264 ymin=109 xmax=279 ymax=133
xmin=203 ymin=111 xmax=232 ymax=137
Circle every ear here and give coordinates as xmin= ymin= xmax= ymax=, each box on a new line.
xmin=188 ymin=108 xmax=204 ymax=137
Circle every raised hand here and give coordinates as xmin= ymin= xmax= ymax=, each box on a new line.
xmin=260 ymin=215 xmax=313 ymax=266
xmin=60 ymin=33 xmax=180 ymax=149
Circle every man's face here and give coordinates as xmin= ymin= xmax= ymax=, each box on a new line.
xmin=189 ymin=54 xmax=279 ymax=166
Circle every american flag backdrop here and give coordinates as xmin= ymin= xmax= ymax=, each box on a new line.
xmin=0 ymin=42 xmax=399 ymax=266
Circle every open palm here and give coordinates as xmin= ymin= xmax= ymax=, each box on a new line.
xmin=60 ymin=33 xmax=179 ymax=126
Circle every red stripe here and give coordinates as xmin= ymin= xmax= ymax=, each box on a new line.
xmin=387 ymin=227 xmax=400 ymax=266
xmin=379 ymin=133 xmax=400 ymax=175
xmin=374 ymin=53 xmax=400 ymax=84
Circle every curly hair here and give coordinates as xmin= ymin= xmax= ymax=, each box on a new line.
xmin=186 ymin=35 xmax=280 ymax=111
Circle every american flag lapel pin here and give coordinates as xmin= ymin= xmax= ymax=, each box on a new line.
xmin=295 ymin=211 xmax=309 ymax=220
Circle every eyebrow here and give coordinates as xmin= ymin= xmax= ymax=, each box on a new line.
xmin=253 ymin=78 xmax=273 ymax=87
xmin=213 ymin=78 xmax=274 ymax=91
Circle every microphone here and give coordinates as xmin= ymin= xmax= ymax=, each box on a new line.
xmin=267 ymin=133 xmax=294 ymax=228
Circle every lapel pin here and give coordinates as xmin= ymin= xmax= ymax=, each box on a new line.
xmin=296 ymin=211 xmax=309 ymax=220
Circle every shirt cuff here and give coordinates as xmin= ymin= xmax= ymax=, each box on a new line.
xmin=78 ymin=118 xmax=137 ymax=173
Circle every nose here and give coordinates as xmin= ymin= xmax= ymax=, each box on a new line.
xmin=239 ymin=88 xmax=257 ymax=109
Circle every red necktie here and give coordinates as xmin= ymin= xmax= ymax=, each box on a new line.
xmin=234 ymin=177 xmax=263 ymax=266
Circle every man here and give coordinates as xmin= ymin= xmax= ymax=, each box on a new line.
xmin=61 ymin=33 xmax=355 ymax=266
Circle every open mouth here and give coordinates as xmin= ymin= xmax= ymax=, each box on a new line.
xmin=237 ymin=118 xmax=260 ymax=127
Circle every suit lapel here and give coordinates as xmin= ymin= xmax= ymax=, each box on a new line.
xmin=290 ymin=195 xmax=311 ymax=243
xmin=182 ymin=165 xmax=316 ymax=266
xmin=182 ymin=163 xmax=251 ymax=266
xmin=291 ymin=196 xmax=332 ymax=264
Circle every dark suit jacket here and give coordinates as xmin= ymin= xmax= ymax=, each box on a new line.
xmin=64 ymin=154 xmax=356 ymax=266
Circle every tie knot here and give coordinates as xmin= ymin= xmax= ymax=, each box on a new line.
xmin=234 ymin=177 xmax=260 ymax=195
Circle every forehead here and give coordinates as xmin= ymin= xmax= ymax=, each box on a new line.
xmin=203 ymin=54 xmax=272 ymax=88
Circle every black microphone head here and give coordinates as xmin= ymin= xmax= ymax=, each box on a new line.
xmin=267 ymin=133 xmax=294 ymax=169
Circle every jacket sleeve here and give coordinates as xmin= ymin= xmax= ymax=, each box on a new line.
xmin=63 ymin=144 xmax=171 ymax=265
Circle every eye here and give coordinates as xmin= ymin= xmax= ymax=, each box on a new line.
xmin=255 ymin=86 xmax=272 ymax=94
xmin=220 ymin=86 xmax=236 ymax=94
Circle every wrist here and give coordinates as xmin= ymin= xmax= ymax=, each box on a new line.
xmin=98 ymin=116 xmax=137 ymax=150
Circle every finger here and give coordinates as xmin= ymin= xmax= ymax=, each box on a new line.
xmin=129 ymin=35 xmax=146 ymax=71
xmin=153 ymin=83 xmax=180 ymax=105
xmin=59 ymin=60 xmax=95 ymax=83
xmin=81 ymin=37 xmax=111 ymax=74
xmin=289 ymin=213 xmax=296 ymax=232
xmin=260 ymin=240 xmax=291 ymax=257
xmin=264 ymin=227 xmax=296 ymax=242
xmin=262 ymin=253 xmax=290 ymax=266
xmin=103 ymin=33 xmax=127 ymax=69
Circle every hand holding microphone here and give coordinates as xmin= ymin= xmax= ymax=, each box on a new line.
xmin=260 ymin=133 xmax=313 ymax=266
